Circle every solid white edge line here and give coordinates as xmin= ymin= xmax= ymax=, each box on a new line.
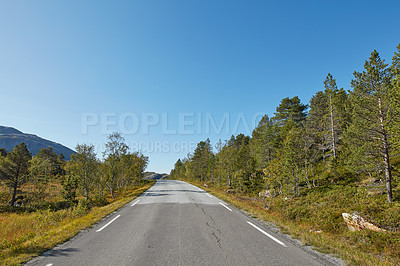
xmin=219 ymin=202 xmax=232 ymax=211
xmin=96 ymin=215 xmax=121 ymax=232
xmin=247 ymin=221 xmax=287 ymax=247
xmin=131 ymin=199 xmax=140 ymax=206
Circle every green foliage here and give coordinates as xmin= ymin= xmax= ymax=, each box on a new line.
xmin=249 ymin=115 xmax=279 ymax=170
xmin=171 ymin=44 xmax=400 ymax=203
xmin=68 ymin=144 xmax=99 ymax=200
xmin=273 ymin=96 xmax=308 ymax=127
xmin=72 ymin=198 xmax=90 ymax=217
xmin=102 ymin=132 xmax=129 ymax=199
xmin=62 ymin=175 xmax=78 ymax=200
xmin=0 ymin=143 xmax=32 ymax=206
xmin=345 ymin=50 xmax=394 ymax=202
xmin=0 ymin=132 xmax=149 ymax=210
xmin=186 ymin=139 xmax=213 ymax=181
xmin=92 ymin=194 xmax=109 ymax=207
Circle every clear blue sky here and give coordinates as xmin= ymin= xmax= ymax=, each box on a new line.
xmin=1 ymin=0 xmax=400 ymax=173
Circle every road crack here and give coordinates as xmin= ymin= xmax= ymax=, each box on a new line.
xmin=198 ymin=205 xmax=230 ymax=266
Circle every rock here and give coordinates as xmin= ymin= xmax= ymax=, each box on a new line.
xmin=367 ymin=189 xmax=385 ymax=196
xmin=258 ymin=190 xmax=271 ymax=198
xmin=309 ymin=229 xmax=323 ymax=234
xmin=342 ymin=212 xmax=385 ymax=232
xmin=226 ymin=189 xmax=235 ymax=194
xmin=361 ymin=178 xmax=381 ymax=186
xmin=203 ymin=183 xmax=208 ymax=188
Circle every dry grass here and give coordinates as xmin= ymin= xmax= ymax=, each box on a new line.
xmin=0 ymin=181 xmax=154 ymax=265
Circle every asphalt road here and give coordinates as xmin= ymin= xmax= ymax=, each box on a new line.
xmin=27 ymin=180 xmax=343 ymax=266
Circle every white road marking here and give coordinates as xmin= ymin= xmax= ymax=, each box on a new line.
xmin=96 ymin=215 xmax=121 ymax=232
xmin=46 ymin=264 xmax=53 ymax=266
xmin=131 ymin=200 xmax=140 ymax=206
xmin=145 ymin=192 xmax=149 ymax=196
xmin=219 ymin=202 xmax=232 ymax=211
xmin=247 ymin=221 xmax=287 ymax=247
xmin=206 ymin=194 xmax=212 ymax=198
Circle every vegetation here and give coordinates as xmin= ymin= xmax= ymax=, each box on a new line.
xmin=0 ymin=133 xmax=150 ymax=264
xmin=170 ymin=44 xmax=400 ymax=264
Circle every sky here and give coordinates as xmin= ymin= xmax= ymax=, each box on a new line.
xmin=1 ymin=0 xmax=400 ymax=173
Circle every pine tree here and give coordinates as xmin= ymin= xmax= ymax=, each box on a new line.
xmin=307 ymin=74 xmax=348 ymax=173
xmin=273 ymin=96 xmax=308 ymax=127
xmin=188 ymin=139 xmax=213 ymax=181
xmin=249 ymin=115 xmax=279 ymax=170
xmin=0 ymin=143 xmax=32 ymax=206
xmin=389 ymin=43 xmax=400 ymax=149
xmin=345 ymin=50 xmax=393 ymax=202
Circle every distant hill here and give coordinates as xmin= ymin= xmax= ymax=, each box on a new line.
xmin=143 ymin=172 xmax=169 ymax=180
xmin=0 ymin=126 xmax=75 ymax=160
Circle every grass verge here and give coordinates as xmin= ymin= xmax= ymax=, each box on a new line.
xmin=0 ymin=181 xmax=154 ymax=265
xmin=186 ymin=180 xmax=399 ymax=266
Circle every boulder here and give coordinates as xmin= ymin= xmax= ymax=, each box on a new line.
xmin=342 ymin=212 xmax=385 ymax=232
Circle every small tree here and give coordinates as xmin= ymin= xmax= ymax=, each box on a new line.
xmin=68 ymin=144 xmax=98 ymax=200
xmin=103 ymin=133 xmax=128 ymax=199
xmin=0 ymin=143 xmax=32 ymax=206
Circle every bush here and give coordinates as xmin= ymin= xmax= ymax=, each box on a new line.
xmin=0 ymin=191 xmax=11 ymax=206
xmin=72 ymin=198 xmax=90 ymax=217
xmin=92 ymin=195 xmax=109 ymax=207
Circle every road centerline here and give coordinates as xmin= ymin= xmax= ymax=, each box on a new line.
xmin=247 ymin=221 xmax=287 ymax=247
xmin=96 ymin=215 xmax=121 ymax=232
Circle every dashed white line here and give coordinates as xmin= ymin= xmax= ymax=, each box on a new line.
xmin=131 ymin=200 xmax=140 ymax=206
xmin=206 ymin=194 xmax=213 ymax=198
xmin=247 ymin=221 xmax=287 ymax=247
xmin=219 ymin=202 xmax=232 ymax=211
xmin=96 ymin=215 xmax=121 ymax=232
xmin=46 ymin=264 xmax=53 ymax=266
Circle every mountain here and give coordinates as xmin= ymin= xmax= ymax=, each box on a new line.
xmin=143 ymin=172 xmax=169 ymax=180
xmin=0 ymin=126 xmax=75 ymax=160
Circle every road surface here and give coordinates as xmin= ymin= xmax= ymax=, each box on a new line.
xmin=27 ymin=180 xmax=343 ymax=266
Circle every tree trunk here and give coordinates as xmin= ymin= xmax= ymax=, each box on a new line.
xmin=110 ymin=174 xmax=115 ymax=199
xmin=378 ymin=96 xmax=392 ymax=203
xmin=10 ymin=180 xmax=18 ymax=206
xmin=329 ymin=93 xmax=337 ymax=160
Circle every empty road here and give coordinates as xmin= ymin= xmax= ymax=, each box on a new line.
xmin=27 ymin=180 xmax=342 ymax=266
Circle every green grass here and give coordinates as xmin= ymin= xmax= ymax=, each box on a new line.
xmin=0 ymin=181 xmax=154 ymax=265
xmin=187 ymin=180 xmax=400 ymax=265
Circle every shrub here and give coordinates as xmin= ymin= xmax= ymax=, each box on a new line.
xmin=92 ymin=195 xmax=109 ymax=207
xmin=72 ymin=198 xmax=90 ymax=217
